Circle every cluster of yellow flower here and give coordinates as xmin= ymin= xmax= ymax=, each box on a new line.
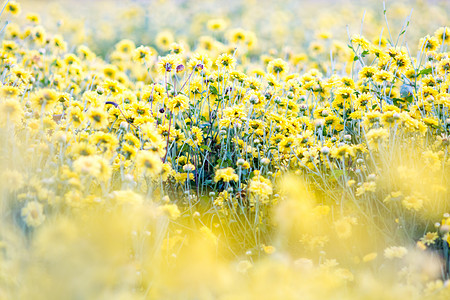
xmin=0 ymin=0 xmax=449 ymax=298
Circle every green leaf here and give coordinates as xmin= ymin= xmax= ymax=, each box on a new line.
xmin=418 ymin=68 xmax=432 ymax=76
xmin=392 ymin=98 xmax=403 ymax=106
xmin=200 ymin=145 xmax=212 ymax=152
xmin=209 ymin=85 xmax=218 ymax=95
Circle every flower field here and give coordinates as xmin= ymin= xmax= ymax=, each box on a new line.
xmin=0 ymin=0 xmax=450 ymax=298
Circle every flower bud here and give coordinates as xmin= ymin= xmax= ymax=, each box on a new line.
xmin=321 ymin=146 xmax=330 ymax=155
xmin=314 ymin=119 xmax=325 ymax=127
xmin=96 ymin=87 xmax=104 ymax=95
xmin=249 ymin=94 xmax=259 ymax=105
xmin=261 ymin=158 xmax=270 ymax=165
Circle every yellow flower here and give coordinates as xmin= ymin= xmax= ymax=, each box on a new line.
xmin=155 ymin=31 xmax=174 ymax=51
xmin=0 ymin=99 xmax=23 ymax=126
xmin=362 ymin=252 xmax=378 ymax=262
xmin=169 ymin=42 xmax=185 ymax=55
xmin=30 ymin=88 xmax=58 ymax=111
xmin=88 ymin=108 xmax=109 ymax=130
xmin=334 ymin=217 xmax=355 ymax=239
xmin=278 ymin=136 xmax=295 ymax=153
xmin=167 ymin=94 xmax=189 ymax=114
xmin=207 ymin=18 xmax=227 ymax=32
xmin=354 ymin=92 xmax=373 ymax=110
xmin=77 ymin=45 xmax=96 ymax=60
xmin=373 ymin=36 xmax=388 ymax=48
xmin=157 ymin=54 xmax=182 ymax=75
xmin=355 ymin=182 xmax=377 ymax=196
xmin=111 ymin=190 xmax=143 ymax=206
xmin=102 ymin=79 xmax=124 ymax=95
xmin=420 ymin=232 xmax=438 ymax=246
xmin=136 ymin=150 xmax=163 ymax=177
xmin=216 ymin=53 xmax=236 ymax=71
xmin=2 ymin=40 xmax=17 ymax=52
xmin=158 ymin=204 xmax=180 ymax=220
xmin=331 ymin=144 xmax=355 ymax=159
xmin=263 ymin=245 xmax=276 ymax=254
xmin=187 ymin=126 xmax=204 ymax=147
xmin=50 ymin=34 xmax=67 ymax=52
xmin=174 ymin=172 xmax=194 ymax=183
xmin=21 ymin=202 xmax=45 ymax=227
xmin=187 ymin=52 xmax=212 ymax=72
xmin=384 ymin=246 xmax=408 ymax=259
xmin=359 ymin=66 xmax=377 ymax=80
xmin=0 ymin=169 xmax=23 ymax=191
xmin=115 ymin=39 xmax=136 ymax=54
xmin=26 ymin=13 xmax=40 ymax=24
xmin=249 ymin=175 xmax=272 ymax=198
xmin=73 ymin=155 xmax=111 ymax=181
xmin=132 ymin=45 xmax=155 ymax=64
xmin=373 ymin=70 xmax=394 ymax=84
xmin=365 ymin=128 xmax=389 ymax=150
xmin=12 ymin=67 xmax=31 ymax=83
xmin=434 ymin=27 xmax=450 ymax=45
xmin=402 ymin=195 xmax=423 ymax=211
xmin=160 ymin=163 xmax=173 ymax=181
xmin=332 ymin=88 xmax=353 ymax=111
xmin=5 ymin=1 xmax=20 ymax=15
xmin=30 ymin=25 xmax=46 ymax=45
xmin=419 ymin=35 xmax=439 ymax=52
xmin=351 ymin=34 xmax=370 ymax=50
xmin=214 ymin=167 xmax=239 ymax=183
xmin=228 ymin=28 xmax=248 ymax=44
xmin=200 ymin=226 xmax=218 ymax=245
xmin=5 ymin=23 xmax=19 ymax=39
xmin=267 ymin=58 xmax=289 ymax=77
xmin=68 ymin=105 xmax=84 ymax=127
xmin=393 ymin=53 xmax=411 ymax=71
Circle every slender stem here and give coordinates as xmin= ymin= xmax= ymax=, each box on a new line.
xmin=163 ymin=112 xmax=172 ymax=163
